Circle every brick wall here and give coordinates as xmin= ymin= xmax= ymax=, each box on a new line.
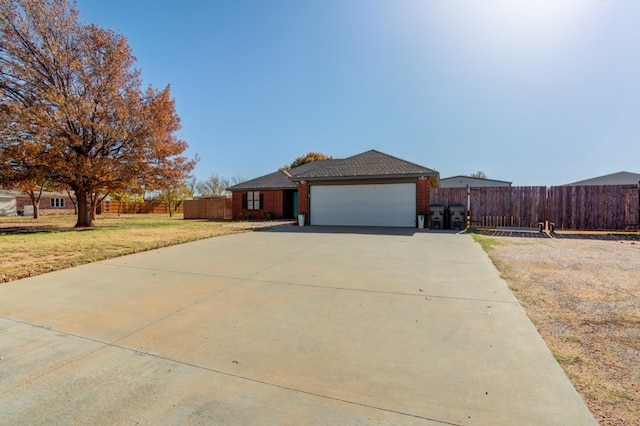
xmin=416 ymin=177 xmax=431 ymax=227
xmin=232 ymin=192 xmax=243 ymax=219
xmin=232 ymin=190 xmax=285 ymax=220
xmin=297 ymin=182 xmax=309 ymax=225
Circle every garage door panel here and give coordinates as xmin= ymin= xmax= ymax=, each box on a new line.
xmin=310 ymin=184 xmax=416 ymax=227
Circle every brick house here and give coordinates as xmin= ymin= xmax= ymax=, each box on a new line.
xmin=16 ymin=191 xmax=76 ymax=215
xmin=228 ymin=150 xmax=439 ymax=227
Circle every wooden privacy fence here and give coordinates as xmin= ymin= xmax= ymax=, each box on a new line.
xmin=549 ymin=185 xmax=639 ymax=231
xmin=472 ymin=186 xmax=547 ymax=228
xmin=430 ymin=185 xmax=640 ymax=231
xmin=429 ymin=187 xmax=467 ymax=207
xmin=101 ymin=200 xmax=183 ymax=215
xmin=183 ymin=197 xmax=232 ymax=220
xmin=431 ymin=186 xmax=546 ymax=228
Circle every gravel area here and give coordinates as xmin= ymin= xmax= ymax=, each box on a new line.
xmin=482 ymin=236 xmax=640 ymax=426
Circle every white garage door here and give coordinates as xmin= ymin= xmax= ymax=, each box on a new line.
xmin=310 ymin=183 xmax=416 ymax=227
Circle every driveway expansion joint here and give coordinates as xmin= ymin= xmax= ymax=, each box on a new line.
xmin=250 ymin=278 xmax=520 ymax=304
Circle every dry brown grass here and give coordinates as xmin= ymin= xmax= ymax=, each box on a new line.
xmin=474 ymin=234 xmax=640 ymax=426
xmin=0 ymin=213 xmax=244 ymax=282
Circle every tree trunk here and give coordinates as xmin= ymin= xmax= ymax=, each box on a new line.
xmin=25 ymin=189 xmax=42 ymax=219
xmin=75 ymin=191 xmax=93 ymax=227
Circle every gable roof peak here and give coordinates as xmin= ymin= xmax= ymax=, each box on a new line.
xmin=291 ymin=149 xmax=438 ymax=180
xmin=228 ymin=149 xmax=440 ymax=190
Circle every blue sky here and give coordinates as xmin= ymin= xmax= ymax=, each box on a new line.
xmin=76 ymin=0 xmax=640 ymax=186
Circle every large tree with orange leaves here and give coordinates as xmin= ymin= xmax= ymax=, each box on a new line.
xmin=0 ymin=0 xmax=196 ymax=226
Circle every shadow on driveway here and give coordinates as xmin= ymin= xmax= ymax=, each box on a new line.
xmin=258 ymin=223 xmax=466 ymax=237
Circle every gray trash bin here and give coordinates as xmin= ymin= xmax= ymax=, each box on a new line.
xmin=449 ymin=205 xmax=466 ymax=230
xmin=429 ymin=204 xmax=445 ymax=229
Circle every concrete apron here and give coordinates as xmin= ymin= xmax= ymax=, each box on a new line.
xmin=0 ymin=228 xmax=596 ymax=425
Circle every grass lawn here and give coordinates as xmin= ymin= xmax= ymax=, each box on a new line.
xmin=0 ymin=213 xmax=243 ymax=282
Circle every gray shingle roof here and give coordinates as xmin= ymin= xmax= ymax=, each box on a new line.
xmin=227 ymin=160 xmax=332 ymax=190
xmin=228 ymin=150 xmax=438 ymax=191
xmin=227 ymin=170 xmax=296 ymax=191
xmin=291 ymin=150 xmax=438 ymax=180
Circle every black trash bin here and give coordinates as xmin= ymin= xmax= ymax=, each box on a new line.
xmin=449 ymin=205 xmax=466 ymax=230
xmin=429 ymin=204 xmax=445 ymax=229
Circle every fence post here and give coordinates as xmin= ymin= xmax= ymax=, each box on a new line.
xmin=546 ymin=186 xmax=551 ymax=232
xmin=466 ymin=184 xmax=471 ymax=229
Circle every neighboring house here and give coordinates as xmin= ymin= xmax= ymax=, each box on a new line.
xmin=568 ymin=171 xmax=640 ymax=186
xmin=440 ymin=176 xmax=511 ymax=188
xmin=0 ymin=190 xmax=19 ymax=216
xmin=228 ymin=150 xmax=439 ymax=227
xmin=16 ymin=191 xmax=76 ymax=215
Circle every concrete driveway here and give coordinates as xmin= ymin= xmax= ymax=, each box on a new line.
xmin=0 ymin=227 xmax=595 ymax=425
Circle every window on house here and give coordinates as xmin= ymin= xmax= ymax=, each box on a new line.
xmin=246 ymin=191 xmax=261 ymax=210
xmin=242 ymin=191 xmax=263 ymax=210
xmin=50 ymin=198 xmax=65 ymax=208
